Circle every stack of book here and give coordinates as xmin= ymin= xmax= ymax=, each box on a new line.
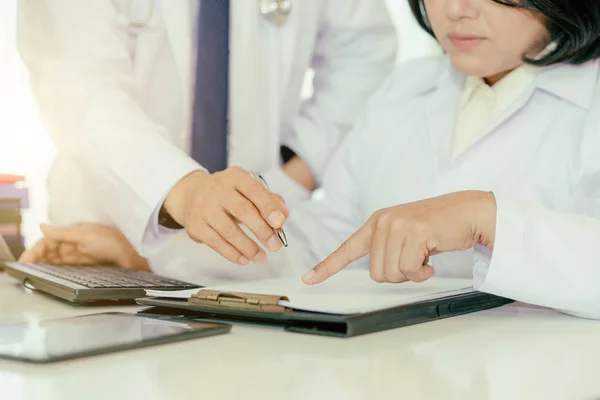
xmin=0 ymin=174 xmax=28 ymax=260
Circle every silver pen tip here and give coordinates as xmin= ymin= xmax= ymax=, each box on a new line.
xmin=277 ymin=230 xmax=288 ymax=247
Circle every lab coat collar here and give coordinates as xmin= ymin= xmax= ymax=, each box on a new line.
xmin=534 ymin=60 xmax=600 ymax=110
xmin=426 ymin=57 xmax=599 ymax=174
xmin=435 ymin=58 xmax=600 ymax=111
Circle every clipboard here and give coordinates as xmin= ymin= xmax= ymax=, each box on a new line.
xmin=136 ymin=290 xmax=513 ymax=338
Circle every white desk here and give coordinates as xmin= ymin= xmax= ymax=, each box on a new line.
xmin=1 ymin=272 xmax=599 ymax=400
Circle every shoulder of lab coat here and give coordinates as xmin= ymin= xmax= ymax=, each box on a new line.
xmin=281 ymin=0 xmax=398 ymax=186
xmin=379 ymin=55 xmax=453 ymax=102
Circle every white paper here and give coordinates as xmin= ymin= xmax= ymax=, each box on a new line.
xmin=145 ymin=287 xmax=200 ymax=299
xmin=145 ymin=270 xmax=474 ymax=315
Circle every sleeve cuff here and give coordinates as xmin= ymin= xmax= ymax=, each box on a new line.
xmin=139 ymin=161 xmax=206 ymax=257
xmin=142 ymin=197 xmax=184 ymax=256
xmin=472 ymin=194 xmax=526 ymax=298
xmin=472 ymin=244 xmax=492 ymax=288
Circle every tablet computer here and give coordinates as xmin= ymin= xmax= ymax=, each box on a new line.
xmin=0 ymin=312 xmax=231 ymax=363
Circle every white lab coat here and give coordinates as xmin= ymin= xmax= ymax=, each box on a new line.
xmin=149 ymin=56 xmax=600 ymax=317
xmin=17 ymin=0 xmax=397 ymax=254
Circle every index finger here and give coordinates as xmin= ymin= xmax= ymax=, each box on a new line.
xmin=18 ymin=249 xmax=38 ymax=263
xmin=236 ymin=173 xmax=288 ymax=229
xmin=302 ymin=224 xmax=373 ymax=285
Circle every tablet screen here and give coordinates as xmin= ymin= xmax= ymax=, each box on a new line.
xmin=0 ymin=312 xmax=230 ymax=363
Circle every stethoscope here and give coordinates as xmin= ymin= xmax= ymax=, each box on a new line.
xmin=260 ymin=0 xmax=292 ymax=25
xmin=113 ymin=0 xmax=292 ymax=28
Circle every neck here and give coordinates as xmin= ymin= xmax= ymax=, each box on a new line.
xmin=484 ymin=70 xmax=512 ymax=86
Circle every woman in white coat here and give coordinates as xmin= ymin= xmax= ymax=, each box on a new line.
xmin=298 ymin=0 xmax=600 ymax=317
xmin=23 ymin=0 xmax=600 ymax=316
xmin=17 ymin=0 xmax=397 ymax=265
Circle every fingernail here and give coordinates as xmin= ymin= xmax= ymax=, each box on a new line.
xmin=268 ymin=211 xmax=285 ymax=227
xmin=253 ymin=251 xmax=267 ymax=264
xmin=238 ymin=256 xmax=250 ymax=265
xmin=302 ymin=270 xmax=316 ymax=283
xmin=267 ymin=236 xmax=281 ymax=252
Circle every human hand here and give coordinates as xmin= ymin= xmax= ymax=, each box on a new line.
xmin=19 ymin=223 xmax=150 ymax=271
xmin=302 ymin=191 xmax=497 ymax=285
xmin=163 ymin=168 xmax=289 ymax=265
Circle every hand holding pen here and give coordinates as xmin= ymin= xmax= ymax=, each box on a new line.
xmin=161 ymin=168 xmax=288 ymax=266
xmin=250 ymin=171 xmax=288 ymax=247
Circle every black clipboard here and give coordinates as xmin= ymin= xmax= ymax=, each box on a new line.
xmin=136 ymin=290 xmax=513 ymax=338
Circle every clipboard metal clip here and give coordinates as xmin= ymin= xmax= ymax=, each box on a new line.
xmin=189 ymin=290 xmax=290 ymax=313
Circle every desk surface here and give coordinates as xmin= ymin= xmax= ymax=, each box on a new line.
xmin=0 ymin=273 xmax=599 ymax=400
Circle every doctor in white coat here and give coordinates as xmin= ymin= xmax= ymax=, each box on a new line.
xmin=17 ymin=0 xmax=397 ymax=266
xmin=22 ymin=0 xmax=600 ymax=317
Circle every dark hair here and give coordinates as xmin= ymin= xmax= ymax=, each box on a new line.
xmin=408 ymin=0 xmax=600 ymax=65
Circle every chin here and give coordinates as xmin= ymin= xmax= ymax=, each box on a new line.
xmin=449 ymin=54 xmax=493 ymax=78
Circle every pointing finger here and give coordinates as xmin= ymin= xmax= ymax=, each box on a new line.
xmin=302 ymin=223 xmax=373 ymax=285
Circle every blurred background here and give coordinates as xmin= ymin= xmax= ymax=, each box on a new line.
xmin=0 ymin=0 xmax=441 ymax=249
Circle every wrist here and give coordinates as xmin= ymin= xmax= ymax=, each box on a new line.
xmin=282 ymin=156 xmax=316 ymax=192
xmin=163 ymin=170 xmax=210 ymax=227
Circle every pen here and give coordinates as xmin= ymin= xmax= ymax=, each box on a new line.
xmin=249 ymin=171 xmax=288 ymax=247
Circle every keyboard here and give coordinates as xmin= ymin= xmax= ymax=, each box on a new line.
xmin=19 ymin=263 xmax=200 ymax=290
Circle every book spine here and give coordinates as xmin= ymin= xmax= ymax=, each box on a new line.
xmin=0 ymin=185 xmax=29 ymax=208
xmin=0 ymin=179 xmax=27 ymax=259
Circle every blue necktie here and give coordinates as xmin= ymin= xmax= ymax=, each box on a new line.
xmin=191 ymin=0 xmax=230 ymax=173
